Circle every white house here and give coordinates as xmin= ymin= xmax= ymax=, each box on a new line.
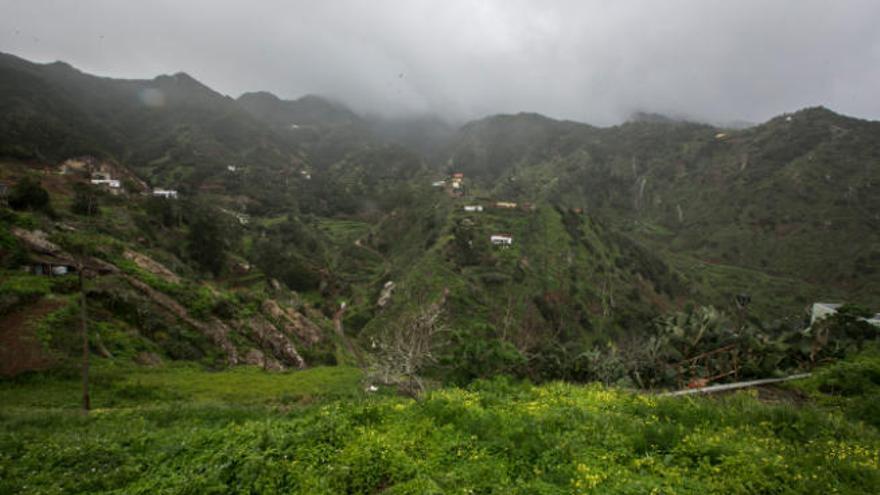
xmin=451 ymin=173 xmax=464 ymax=189
xmin=810 ymin=302 xmax=880 ymax=328
xmin=432 ymin=180 xmax=446 ymax=187
xmin=153 ymin=188 xmax=178 ymax=199
xmin=464 ymin=205 xmax=483 ymax=212
xmin=227 ymin=165 xmax=238 ymax=172
xmin=90 ymin=178 xmax=121 ymax=189
xmin=490 ymin=234 xmax=513 ymax=247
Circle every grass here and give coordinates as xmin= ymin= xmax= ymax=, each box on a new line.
xmin=0 ymin=363 xmax=364 ymax=410
xmin=316 ymin=217 xmax=373 ymax=245
xmin=1 ymin=361 xmax=878 ymax=494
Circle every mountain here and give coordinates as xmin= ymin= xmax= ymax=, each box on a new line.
xmin=237 ymin=91 xmax=362 ymax=127
xmin=1 ymin=52 xmax=878 ymax=385
xmin=445 ymin=107 xmax=880 ymax=312
xmin=0 ymin=52 xmax=299 ymax=182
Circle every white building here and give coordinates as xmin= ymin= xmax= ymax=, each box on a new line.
xmin=810 ymin=302 xmax=880 ymax=328
xmin=153 ymin=188 xmax=178 ymax=199
xmin=227 ymin=165 xmax=238 ymax=172
xmin=432 ymin=180 xmax=446 ymax=187
xmin=90 ymin=179 xmax=121 ymax=188
xmin=464 ymin=205 xmax=483 ymax=212
xmin=490 ymin=234 xmax=513 ymax=247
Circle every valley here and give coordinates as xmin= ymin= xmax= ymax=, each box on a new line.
xmin=1 ymin=50 xmax=878 ymax=493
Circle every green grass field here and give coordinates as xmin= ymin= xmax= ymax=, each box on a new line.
xmin=2 ymin=354 xmax=879 ymax=494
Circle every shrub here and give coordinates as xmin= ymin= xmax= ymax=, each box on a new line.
xmin=8 ymin=177 xmax=50 ymax=212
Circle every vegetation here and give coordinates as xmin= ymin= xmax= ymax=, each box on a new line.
xmin=1 ymin=354 xmax=879 ymax=494
xmin=8 ymin=176 xmax=50 ymax=212
xmin=1 ymin=51 xmax=879 ymax=493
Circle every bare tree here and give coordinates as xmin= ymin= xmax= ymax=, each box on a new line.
xmin=370 ymin=289 xmax=448 ymax=395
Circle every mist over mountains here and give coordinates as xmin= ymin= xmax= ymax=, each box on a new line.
xmin=2 ymin=37 xmax=880 ymax=494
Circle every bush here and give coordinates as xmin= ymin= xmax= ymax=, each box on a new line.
xmin=8 ymin=177 xmax=50 ymax=212
xmin=70 ymin=183 xmax=101 ymax=216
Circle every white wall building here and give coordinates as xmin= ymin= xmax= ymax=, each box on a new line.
xmin=490 ymin=234 xmax=513 ymax=246
xmin=810 ymin=302 xmax=880 ymax=328
xmin=464 ymin=205 xmax=483 ymax=212
xmin=90 ymin=179 xmax=121 ymax=188
xmin=153 ymin=188 xmax=178 ymax=199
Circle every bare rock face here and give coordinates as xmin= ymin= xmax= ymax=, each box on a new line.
xmin=123 ymin=250 xmax=180 ymax=284
xmin=10 ymin=227 xmax=63 ymax=255
xmin=242 ymin=348 xmax=284 ymax=371
xmin=262 ymin=299 xmax=323 ymax=346
xmin=241 ymin=315 xmax=306 ymax=369
xmin=123 ymin=275 xmax=239 ymax=365
xmin=377 ymin=281 xmax=395 ymax=308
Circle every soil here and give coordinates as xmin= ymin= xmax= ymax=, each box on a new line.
xmin=0 ymin=298 xmax=65 ymax=377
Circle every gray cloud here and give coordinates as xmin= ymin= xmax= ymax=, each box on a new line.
xmin=2 ymin=0 xmax=879 ymax=125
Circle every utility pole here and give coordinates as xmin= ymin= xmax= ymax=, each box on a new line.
xmin=78 ymin=261 xmax=90 ymax=413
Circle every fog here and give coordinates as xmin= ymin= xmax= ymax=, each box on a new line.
xmin=3 ymin=0 xmax=879 ymax=125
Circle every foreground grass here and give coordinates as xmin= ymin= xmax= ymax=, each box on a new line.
xmin=1 ymin=359 xmax=879 ymax=494
xmin=0 ymin=364 xmax=364 ymax=409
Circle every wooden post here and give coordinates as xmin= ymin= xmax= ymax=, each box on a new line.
xmin=79 ymin=263 xmax=90 ymax=413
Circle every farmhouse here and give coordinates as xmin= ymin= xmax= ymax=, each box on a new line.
xmin=153 ymin=188 xmax=178 ymax=199
xmin=490 ymin=234 xmax=513 ymax=247
xmin=463 ymin=205 xmax=483 ymax=212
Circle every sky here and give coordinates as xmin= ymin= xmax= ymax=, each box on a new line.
xmin=2 ymin=0 xmax=880 ymax=126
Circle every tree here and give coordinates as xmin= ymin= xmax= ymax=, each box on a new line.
xmin=71 ymin=183 xmax=101 ymax=216
xmin=145 ymin=196 xmax=179 ymax=228
xmin=9 ymin=177 xmax=50 ymax=211
xmin=370 ymin=289 xmax=449 ymax=395
xmin=187 ymin=207 xmax=226 ymax=275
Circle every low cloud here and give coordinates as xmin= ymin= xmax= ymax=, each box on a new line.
xmin=2 ymin=0 xmax=879 ymax=125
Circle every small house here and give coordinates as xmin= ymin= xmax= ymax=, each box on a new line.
xmin=810 ymin=302 xmax=880 ymax=328
xmin=227 ymin=165 xmax=238 ymax=172
xmin=495 ymin=201 xmax=518 ymax=209
xmin=451 ymin=173 xmax=464 ymax=189
xmin=432 ymin=180 xmax=446 ymax=187
xmin=90 ymin=178 xmax=121 ymax=189
xmin=490 ymin=234 xmax=513 ymax=247
xmin=715 ymin=132 xmax=728 ymax=140
xmin=463 ymin=205 xmax=483 ymax=212
xmin=24 ymin=254 xmax=77 ymax=276
xmin=152 ymin=188 xmax=178 ymax=199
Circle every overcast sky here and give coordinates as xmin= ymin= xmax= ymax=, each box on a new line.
xmin=2 ymin=0 xmax=879 ymax=125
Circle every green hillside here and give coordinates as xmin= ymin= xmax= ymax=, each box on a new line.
xmin=448 ymin=108 xmax=880 ymax=312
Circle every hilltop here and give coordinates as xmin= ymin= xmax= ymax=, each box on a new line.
xmin=1 ymin=51 xmax=878 ymax=388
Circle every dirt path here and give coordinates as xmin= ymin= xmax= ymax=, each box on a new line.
xmin=0 ymin=298 xmax=66 ymax=377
